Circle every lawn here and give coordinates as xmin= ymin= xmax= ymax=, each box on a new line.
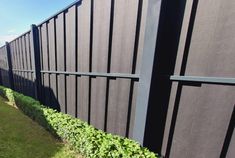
xmin=0 ymin=96 xmax=82 ymax=158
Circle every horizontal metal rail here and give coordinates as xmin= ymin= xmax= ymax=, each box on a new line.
xmin=170 ymin=75 xmax=235 ymax=85
xmin=41 ymin=70 xmax=140 ymax=80
xmin=12 ymin=69 xmax=34 ymax=73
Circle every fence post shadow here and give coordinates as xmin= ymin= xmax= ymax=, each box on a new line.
xmin=0 ymin=68 xmax=61 ymax=111
xmin=142 ymin=0 xmax=187 ymax=155
xmin=220 ymin=105 xmax=235 ymax=158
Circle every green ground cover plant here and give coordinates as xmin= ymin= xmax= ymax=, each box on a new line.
xmin=0 ymin=85 xmax=158 ymax=158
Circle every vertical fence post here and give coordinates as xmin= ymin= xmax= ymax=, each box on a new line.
xmin=0 ymin=68 xmax=2 ymax=85
xmin=132 ymin=0 xmax=162 ymax=145
xmin=30 ymin=24 xmax=42 ymax=101
xmin=5 ymin=42 xmax=14 ymax=89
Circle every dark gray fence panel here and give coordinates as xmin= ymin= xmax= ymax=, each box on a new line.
xmin=38 ymin=26 xmax=43 ymax=95
xmin=19 ymin=37 xmax=24 ymax=92
xmin=25 ymin=34 xmax=30 ymax=93
xmin=21 ymin=36 xmax=27 ymax=94
xmin=161 ymin=0 xmax=235 ymax=157
xmin=56 ymin=12 xmax=66 ymax=114
xmin=23 ymin=35 xmax=29 ymax=95
xmin=76 ymin=0 xmax=90 ymax=122
xmin=9 ymin=32 xmax=35 ymax=97
xmin=184 ymin=2 xmax=235 ymax=78
xmin=13 ymin=41 xmax=18 ymax=91
xmin=16 ymin=38 xmax=22 ymax=92
xmin=165 ymin=84 xmax=235 ymax=158
xmin=106 ymin=0 xmax=139 ymax=137
xmin=65 ymin=6 xmax=77 ymax=117
xmin=134 ymin=0 xmax=148 ymax=75
xmin=107 ymin=79 xmax=130 ymax=136
xmin=35 ymin=0 xmax=148 ymax=138
xmin=9 ymin=43 xmax=15 ymax=87
xmin=10 ymin=41 xmax=16 ymax=90
xmin=48 ymin=18 xmax=58 ymax=109
xmin=0 ymin=46 xmax=10 ymax=87
xmin=40 ymin=23 xmax=51 ymax=106
xmin=90 ymin=0 xmax=111 ymax=130
xmin=12 ymin=40 xmax=18 ymax=91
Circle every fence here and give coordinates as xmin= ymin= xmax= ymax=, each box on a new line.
xmin=142 ymin=0 xmax=235 ymax=157
xmin=0 ymin=0 xmax=235 ymax=158
xmin=0 ymin=0 xmax=158 ymax=146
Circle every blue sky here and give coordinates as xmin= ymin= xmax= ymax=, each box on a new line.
xmin=0 ymin=0 xmax=76 ymax=46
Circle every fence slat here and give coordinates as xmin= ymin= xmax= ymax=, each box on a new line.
xmin=90 ymin=0 xmax=111 ymax=130
xmin=56 ymin=12 xmax=66 ymax=113
xmin=77 ymin=0 xmax=91 ymax=122
xmin=65 ymin=6 xmax=77 ymax=117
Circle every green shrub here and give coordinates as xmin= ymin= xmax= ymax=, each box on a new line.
xmin=0 ymin=86 xmax=158 ymax=158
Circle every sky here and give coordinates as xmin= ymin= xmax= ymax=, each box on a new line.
xmin=0 ymin=0 xmax=76 ymax=46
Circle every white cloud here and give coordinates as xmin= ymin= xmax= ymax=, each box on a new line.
xmin=0 ymin=35 xmax=18 ymax=47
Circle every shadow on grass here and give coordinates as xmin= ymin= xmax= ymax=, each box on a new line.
xmin=0 ymin=96 xmax=78 ymax=158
